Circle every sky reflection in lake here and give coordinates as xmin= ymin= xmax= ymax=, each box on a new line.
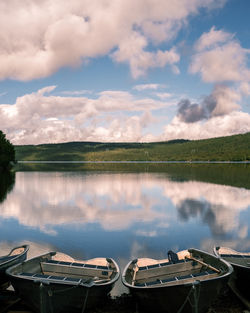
xmin=0 ymin=171 xmax=250 ymax=273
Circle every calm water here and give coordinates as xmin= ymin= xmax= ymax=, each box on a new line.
xmin=0 ymin=166 xmax=250 ymax=295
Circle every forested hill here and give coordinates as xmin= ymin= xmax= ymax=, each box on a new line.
xmin=15 ymin=132 xmax=250 ymax=162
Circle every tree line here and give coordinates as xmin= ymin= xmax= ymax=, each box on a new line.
xmin=0 ymin=130 xmax=15 ymax=170
xmin=15 ymin=132 xmax=250 ymax=162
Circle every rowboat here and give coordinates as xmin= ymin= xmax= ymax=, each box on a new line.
xmin=122 ymin=248 xmax=233 ymax=313
xmin=0 ymin=244 xmax=29 ymax=290
xmin=6 ymin=251 xmax=120 ymax=313
xmin=214 ymin=246 xmax=250 ymax=309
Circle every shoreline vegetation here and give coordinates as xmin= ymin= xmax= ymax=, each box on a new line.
xmin=15 ymin=132 xmax=250 ymax=162
xmin=13 ymin=132 xmax=250 ymax=191
xmin=0 ymin=131 xmax=15 ymax=172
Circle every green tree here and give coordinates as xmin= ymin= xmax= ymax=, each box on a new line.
xmin=0 ymin=130 xmax=15 ymax=169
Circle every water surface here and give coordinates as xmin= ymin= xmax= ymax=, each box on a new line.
xmin=0 ymin=166 xmax=250 ymax=294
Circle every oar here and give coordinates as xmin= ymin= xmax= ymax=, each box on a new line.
xmin=186 ymin=256 xmax=220 ymax=273
xmin=92 ymin=278 xmax=111 ymax=283
xmin=132 ymin=265 xmax=138 ymax=286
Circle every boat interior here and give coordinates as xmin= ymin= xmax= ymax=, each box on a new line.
xmin=125 ymin=250 xmax=224 ymax=287
xmin=10 ymin=253 xmax=118 ymax=285
xmin=217 ymin=247 xmax=250 ymax=267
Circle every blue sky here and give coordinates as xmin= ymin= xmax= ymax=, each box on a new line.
xmin=0 ymin=0 xmax=250 ymax=144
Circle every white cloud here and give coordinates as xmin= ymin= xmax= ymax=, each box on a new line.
xmin=194 ymin=26 xmax=233 ymax=52
xmin=190 ymin=27 xmax=250 ymax=83
xmin=163 ymin=111 xmax=250 ymax=140
xmin=180 ymin=27 xmax=250 ymax=140
xmin=176 ymin=84 xmax=240 ymax=124
xmin=239 ymin=82 xmax=250 ymax=96
xmin=209 ymin=84 xmax=240 ymax=117
xmin=0 ymin=0 xmax=226 ymax=81
xmin=61 ymin=90 xmax=92 ymax=96
xmin=111 ymin=32 xmax=180 ymax=79
xmin=141 ymin=19 xmax=183 ymax=44
xmin=1 ymin=83 xmax=250 ymax=144
xmin=133 ymin=84 xmax=166 ymax=91
xmin=155 ymin=92 xmax=172 ymax=99
xmin=0 ymin=86 xmax=167 ymax=144
xmin=37 ymin=85 xmax=57 ymax=96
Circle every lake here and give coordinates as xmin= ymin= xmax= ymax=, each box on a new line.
xmin=0 ymin=163 xmax=250 ymax=296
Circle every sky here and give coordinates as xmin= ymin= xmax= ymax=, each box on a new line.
xmin=0 ymin=0 xmax=250 ymax=145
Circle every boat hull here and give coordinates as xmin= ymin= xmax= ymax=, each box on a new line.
xmin=130 ymin=275 xmax=228 ymax=313
xmin=123 ymin=248 xmax=233 ymax=313
xmin=6 ymin=251 xmax=120 ymax=313
xmin=0 ymin=245 xmax=29 ymax=290
xmin=9 ymin=276 xmax=114 ymax=313
xmin=231 ymin=263 xmax=250 ymax=298
xmin=213 ymin=246 xmax=250 ymax=302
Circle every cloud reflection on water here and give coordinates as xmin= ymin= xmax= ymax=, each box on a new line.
xmin=0 ymin=172 xmax=249 ymax=241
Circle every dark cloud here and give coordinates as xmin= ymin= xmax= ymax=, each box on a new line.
xmin=203 ymin=94 xmax=217 ymax=114
xmin=177 ymin=99 xmax=207 ymax=123
xmin=177 ymin=84 xmax=239 ymax=124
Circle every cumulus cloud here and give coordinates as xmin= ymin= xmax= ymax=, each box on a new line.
xmin=0 ymin=86 xmax=169 ymax=144
xmin=111 ymin=33 xmax=180 ymax=78
xmin=190 ymin=27 xmax=250 ymax=83
xmin=177 ymin=84 xmax=240 ymax=123
xmin=194 ymin=26 xmax=233 ymax=52
xmin=163 ymin=111 xmax=250 ymax=140
xmin=1 ymin=82 xmax=250 ymax=144
xmin=177 ymin=99 xmax=207 ymax=123
xmin=239 ymin=82 xmax=250 ymax=96
xmin=0 ymin=0 xmax=226 ymax=81
xmin=172 ymin=26 xmax=250 ymax=140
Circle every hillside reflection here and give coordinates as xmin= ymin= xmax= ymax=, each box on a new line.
xmin=0 ymin=172 xmax=249 ymax=241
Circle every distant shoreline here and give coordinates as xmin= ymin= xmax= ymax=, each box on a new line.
xmin=14 ymin=132 xmax=250 ymax=163
xmin=17 ymin=160 xmax=250 ymax=164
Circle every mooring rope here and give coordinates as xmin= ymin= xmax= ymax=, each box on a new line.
xmin=176 ymin=281 xmax=201 ymax=313
xmin=188 ymin=282 xmax=201 ymax=313
xmin=38 ymin=279 xmax=92 ymax=313
xmin=81 ymin=288 xmax=90 ymax=313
